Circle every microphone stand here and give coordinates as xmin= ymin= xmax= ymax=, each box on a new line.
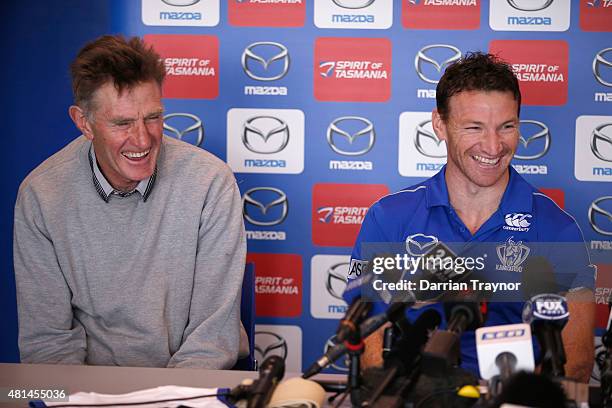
xmin=601 ymin=297 xmax=612 ymax=407
xmin=345 ymin=325 xmax=364 ymax=407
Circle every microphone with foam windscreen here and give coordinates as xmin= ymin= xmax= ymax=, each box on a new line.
xmin=247 ymin=355 xmax=286 ymax=408
xmin=521 ymin=256 xmax=559 ymax=298
xmin=364 ymin=309 xmax=442 ymax=406
xmin=267 ymin=378 xmax=326 ymax=408
xmin=522 ymin=293 xmax=568 ymax=378
xmin=334 ymin=296 xmax=372 ymax=344
xmin=520 ymin=256 xmax=568 ymax=378
xmin=303 ymin=302 xmax=409 ymax=379
xmin=422 ymin=292 xmax=486 ymax=374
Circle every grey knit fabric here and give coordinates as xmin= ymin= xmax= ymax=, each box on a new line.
xmin=14 ymin=135 xmax=246 ymax=368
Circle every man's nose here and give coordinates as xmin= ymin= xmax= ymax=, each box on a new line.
xmin=482 ymin=128 xmax=504 ymax=155
xmin=130 ymin=120 xmax=150 ymax=148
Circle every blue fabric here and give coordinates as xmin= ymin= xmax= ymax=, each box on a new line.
xmin=345 ymin=166 xmax=595 ymax=376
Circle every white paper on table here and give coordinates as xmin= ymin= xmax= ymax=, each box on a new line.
xmin=43 ymin=385 xmax=231 ymax=407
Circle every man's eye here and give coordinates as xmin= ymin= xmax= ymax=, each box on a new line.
xmin=146 ymin=115 xmax=162 ymax=122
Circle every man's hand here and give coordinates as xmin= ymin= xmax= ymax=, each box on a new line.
xmin=562 ymin=288 xmax=595 ymax=383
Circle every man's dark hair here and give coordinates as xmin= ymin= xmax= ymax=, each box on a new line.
xmin=436 ymin=52 xmax=521 ymax=121
xmin=70 ymin=35 xmax=166 ymax=115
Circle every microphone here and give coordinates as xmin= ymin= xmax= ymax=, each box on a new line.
xmin=343 ymin=242 xmax=473 ymax=313
xmin=476 ymin=323 xmax=535 ymax=381
xmin=383 ymin=309 xmax=442 ymax=373
xmin=247 ymin=355 xmax=285 ymax=408
xmin=422 ymin=293 xmax=485 ymax=372
xmin=363 ymin=309 xmax=442 ymax=406
xmin=522 ymin=293 xmax=568 ymax=377
xmin=521 ymin=256 xmax=559 ymax=298
xmin=335 ymin=297 xmax=372 ymax=344
xmin=303 ymin=302 xmax=409 ymax=379
xmin=601 ymin=294 xmax=612 ymax=407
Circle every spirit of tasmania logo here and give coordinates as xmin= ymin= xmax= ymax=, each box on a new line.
xmin=580 ymin=0 xmax=612 ymax=32
xmin=248 ymin=253 xmax=302 ymax=318
xmin=312 ymin=183 xmax=389 ymax=247
xmin=489 ymin=40 xmax=568 ymax=106
xmin=144 ymin=34 xmax=219 ymax=99
xmin=314 ymin=37 xmax=391 ymax=102
xmin=402 ymin=0 xmax=480 ymax=30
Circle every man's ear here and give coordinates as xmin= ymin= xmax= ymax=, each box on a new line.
xmin=69 ymin=105 xmax=94 ymax=140
xmin=431 ymin=108 xmax=447 ymax=142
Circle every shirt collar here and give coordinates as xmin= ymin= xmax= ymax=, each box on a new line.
xmin=88 ymin=144 xmax=157 ymax=203
xmin=425 ymin=165 xmax=534 ymax=213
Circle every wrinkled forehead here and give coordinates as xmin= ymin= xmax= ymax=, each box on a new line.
xmin=89 ymin=80 xmax=163 ymax=115
xmin=445 ymin=90 xmax=520 ymax=120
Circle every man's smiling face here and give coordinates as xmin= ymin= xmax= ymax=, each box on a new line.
xmin=84 ymin=80 xmax=164 ymax=192
xmin=433 ymin=90 xmax=520 ymax=190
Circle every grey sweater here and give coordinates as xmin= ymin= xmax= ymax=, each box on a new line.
xmin=14 ymin=136 xmax=246 ymax=368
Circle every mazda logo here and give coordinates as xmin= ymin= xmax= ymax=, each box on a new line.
xmin=327 ymin=116 xmax=375 ymax=156
xmin=414 ymin=119 xmax=447 ymax=158
xmin=591 ymin=123 xmax=612 ymax=162
xmin=242 ymin=116 xmax=290 ymax=154
xmin=507 ymin=0 xmax=554 ymax=11
xmin=515 ymin=120 xmax=551 ymax=160
xmin=242 ymin=187 xmax=288 ymax=227
xmin=332 ymin=0 xmax=375 ymax=9
xmin=241 ymin=42 xmax=290 ymax=82
xmin=161 ymin=0 xmax=200 ymax=5
xmin=326 ymin=262 xmax=349 ymax=300
xmin=163 ymin=113 xmax=204 ymax=147
xmin=406 ymin=233 xmax=439 ymax=256
xmin=593 ymin=48 xmax=612 ymax=88
xmin=589 ymin=197 xmax=612 ymax=236
xmin=255 ymin=331 xmax=288 ymax=361
xmin=414 ymin=44 xmax=462 ymax=85
xmin=324 ymin=335 xmax=350 ymax=372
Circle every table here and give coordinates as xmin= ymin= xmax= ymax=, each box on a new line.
xmin=0 ymin=363 xmax=346 ymax=408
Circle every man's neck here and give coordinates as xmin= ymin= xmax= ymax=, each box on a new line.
xmin=445 ymin=167 xmax=509 ymax=234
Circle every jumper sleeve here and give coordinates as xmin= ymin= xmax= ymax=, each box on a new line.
xmin=13 ymin=184 xmax=86 ymax=364
xmin=167 ymin=171 xmax=246 ymax=369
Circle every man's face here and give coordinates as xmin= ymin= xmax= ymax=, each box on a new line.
xmin=433 ymin=90 xmax=520 ymax=189
xmin=83 ymin=81 xmax=164 ymax=192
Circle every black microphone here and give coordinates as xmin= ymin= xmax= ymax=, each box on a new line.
xmin=303 ymin=302 xmax=409 ymax=379
xmin=422 ymin=293 xmax=485 ymax=372
xmin=495 ymin=351 xmax=518 ymax=382
xmin=247 ymin=355 xmax=285 ymax=408
xmin=335 ymin=297 xmax=373 ymax=344
xmin=522 ymin=293 xmax=568 ymax=378
xmin=384 ymin=309 xmax=442 ymax=373
xmin=522 ymin=256 xmax=559 ymax=298
xmin=521 ymin=256 xmax=568 ymax=377
xmin=363 ymin=309 xmax=442 ymax=406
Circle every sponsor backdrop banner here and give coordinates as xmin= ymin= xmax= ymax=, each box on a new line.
xmin=114 ymin=0 xmax=610 ymax=374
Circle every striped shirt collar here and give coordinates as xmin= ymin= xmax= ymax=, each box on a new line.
xmin=88 ymin=145 xmax=157 ymax=203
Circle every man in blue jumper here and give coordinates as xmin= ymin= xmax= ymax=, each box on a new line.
xmin=347 ymin=52 xmax=595 ymax=382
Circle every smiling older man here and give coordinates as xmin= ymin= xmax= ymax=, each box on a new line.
xmin=13 ymin=35 xmax=246 ymax=368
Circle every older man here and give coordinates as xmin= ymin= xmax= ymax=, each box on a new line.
xmin=14 ymin=35 xmax=246 ymax=368
xmin=348 ymin=52 xmax=595 ymax=382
